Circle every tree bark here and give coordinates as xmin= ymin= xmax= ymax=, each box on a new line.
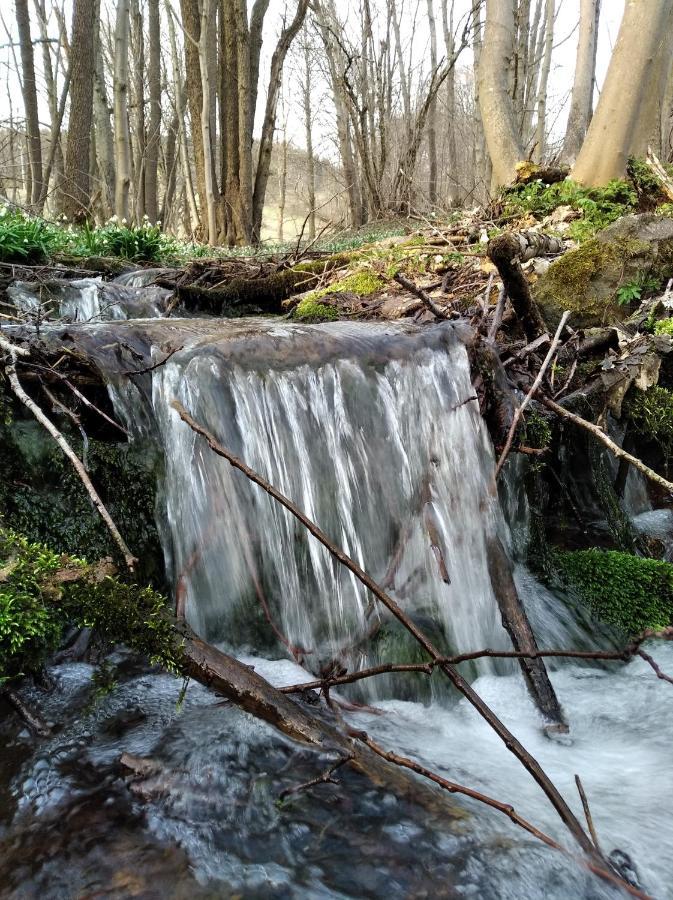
xmin=478 ymin=0 xmax=525 ymax=188
xmin=179 ymin=0 xmax=206 ymax=228
xmin=113 ymin=0 xmax=132 ymax=221
xmin=533 ymin=0 xmax=554 ymax=164
xmin=573 ymin=0 xmax=673 ymax=187
xmin=145 ymin=0 xmax=162 ymax=224
xmin=561 ymin=0 xmax=600 ymax=165
xmin=61 ymin=0 xmax=97 ymax=221
xmin=426 ymin=0 xmax=439 ymax=206
xmin=16 ymin=0 xmax=44 ymax=206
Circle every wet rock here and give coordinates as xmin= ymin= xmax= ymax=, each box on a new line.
xmin=534 ymin=214 xmax=673 ymax=329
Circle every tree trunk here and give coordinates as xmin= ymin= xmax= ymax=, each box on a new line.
xmin=180 ymin=0 xmax=206 ymax=229
xmin=198 ymin=0 xmax=218 ymax=245
xmin=628 ymin=6 xmax=673 ymax=158
xmin=61 ymin=0 xmax=97 ymax=221
xmin=470 ymin=0 xmax=491 ymax=201
xmin=573 ymin=0 xmax=673 ymax=187
xmin=251 ymin=0 xmax=310 ymax=241
xmin=16 ymin=0 xmax=43 ymax=206
xmin=145 ymin=0 xmax=162 ymax=224
xmin=478 ymin=0 xmax=525 ymax=188
xmin=561 ymin=0 xmax=600 ymax=165
xmin=426 ymin=0 xmax=439 ymax=206
xmin=533 ymin=0 xmax=554 ymax=163
xmin=302 ymin=41 xmax=316 ymax=241
xmin=131 ymin=0 xmax=146 ymax=222
xmin=113 ymin=0 xmax=132 ymax=221
xmin=93 ymin=0 xmax=116 ymax=218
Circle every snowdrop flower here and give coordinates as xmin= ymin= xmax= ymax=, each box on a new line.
xmin=108 ymin=215 xmax=118 ymax=224
xmin=156 ymin=220 xmax=161 ymax=227
xmin=121 ymin=218 xmax=127 ymax=225
xmin=143 ymin=213 xmax=150 ymax=221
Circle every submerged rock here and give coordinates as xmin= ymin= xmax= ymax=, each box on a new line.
xmin=534 ymin=214 xmax=673 ymax=328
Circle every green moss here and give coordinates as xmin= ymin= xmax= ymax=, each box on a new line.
xmin=0 ymin=528 xmax=182 ymax=684
xmin=524 ymin=410 xmax=552 ymax=450
xmin=624 ymin=386 xmax=673 ymax=467
xmin=554 ymin=549 xmax=673 ymax=634
xmin=0 ymin=421 xmax=162 ymax=584
xmin=293 ymin=298 xmax=339 ymax=322
xmin=534 ymin=235 xmax=656 ymax=328
xmin=654 ymin=318 xmax=673 ymax=336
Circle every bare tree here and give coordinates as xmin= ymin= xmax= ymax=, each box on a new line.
xmin=561 ymin=0 xmax=600 ymax=165
xmin=145 ymin=0 xmax=162 ymax=223
xmin=113 ymin=0 xmax=132 ymax=220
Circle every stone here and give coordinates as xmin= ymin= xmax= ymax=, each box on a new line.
xmin=534 ymin=214 xmax=673 ymax=329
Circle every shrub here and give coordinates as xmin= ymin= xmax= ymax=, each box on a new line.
xmin=624 ymin=386 xmax=673 ymax=466
xmin=0 ymin=208 xmax=66 ymax=262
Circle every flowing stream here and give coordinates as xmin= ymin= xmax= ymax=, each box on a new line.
xmin=3 ymin=279 xmax=673 ymax=898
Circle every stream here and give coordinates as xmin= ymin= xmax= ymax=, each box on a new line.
xmin=2 ymin=275 xmax=673 ymax=898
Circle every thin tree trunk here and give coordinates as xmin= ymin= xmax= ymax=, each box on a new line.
xmin=113 ymin=0 xmax=132 ymax=220
xmin=561 ymin=0 xmax=600 ymax=165
xmin=426 ymin=0 xmax=439 ymax=206
xmin=131 ymin=0 xmax=146 ymax=221
xmin=251 ymin=0 xmax=310 ymax=241
xmin=533 ymin=0 xmax=554 ymax=163
xmin=179 ymin=0 xmax=206 ymax=229
xmin=145 ymin=0 xmax=162 ymax=223
xmin=16 ymin=0 xmax=43 ymax=206
xmin=197 ymin=0 xmax=218 ymax=245
xmin=302 ymin=40 xmax=316 ymax=241
xmin=93 ymin=3 xmax=116 ymax=218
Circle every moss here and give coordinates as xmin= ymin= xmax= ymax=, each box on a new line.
xmin=654 ymin=318 xmax=673 ymax=336
xmin=534 ymin=235 xmax=659 ymax=328
xmin=293 ymin=298 xmax=339 ymax=322
xmin=524 ymin=409 xmax=552 ymax=450
xmin=0 ymin=528 xmax=182 ymax=684
xmin=554 ymin=548 xmax=673 ymax=634
xmin=0 ymin=422 xmax=163 ymax=585
xmin=624 ymin=386 xmax=673 ymax=468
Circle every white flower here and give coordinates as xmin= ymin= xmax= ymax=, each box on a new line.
xmin=143 ymin=213 xmax=150 ymax=221
xmin=156 ymin=220 xmax=161 ymax=227
xmin=108 ymin=215 xmax=118 ymax=224
xmin=121 ymin=218 xmax=127 ymax=225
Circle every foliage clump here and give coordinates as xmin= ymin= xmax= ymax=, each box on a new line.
xmin=554 ymin=549 xmax=673 ymax=634
xmin=654 ymin=318 xmax=673 ymax=337
xmin=293 ymin=298 xmax=339 ymax=322
xmin=523 ymin=409 xmax=552 ymax=450
xmin=76 ymin=217 xmax=177 ymax=261
xmin=0 ymin=207 xmax=67 ymax=263
xmin=0 ymin=528 xmax=182 ymax=685
xmin=502 ymin=178 xmax=638 ymax=242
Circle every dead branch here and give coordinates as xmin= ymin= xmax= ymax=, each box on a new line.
xmin=538 ymin=393 xmax=673 ymax=495
xmin=645 ymin=147 xmax=673 ymax=202
xmin=575 ymin=774 xmax=602 ymax=854
xmin=278 ymin=753 xmax=353 ymax=801
xmin=170 ymin=398 xmax=601 ymax=861
xmin=123 ymin=344 xmax=184 ymax=377
xmin=0 ymin=336 xmax=137 ymax=571
xmin=0 ymin=685 xmax=51 ymax=736
xmin=494 ymin=310 xmax=570 ymax=478
xmin=279 ymin=628 xmax=673 ymax=694
xmin=487 ymin=233 xmax=551 ymax=340
xmin=487 ymin=286 xmax=507 ymax=342
xmin=349 ymin=730 xmax=651 ymax=900
xmin=393 ymin=271 xmax=452 ymax=319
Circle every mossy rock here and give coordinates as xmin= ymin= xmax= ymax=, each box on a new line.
xmin=534 ymin=214 xmax=673 ymax=328
xmin=554 ymin=548 xmax=673 ymax=635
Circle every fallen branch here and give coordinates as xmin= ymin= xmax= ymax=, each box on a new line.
xmin=279 ymin=627 xmax=673 ymax=694
xmin=575 ymin=774 xmax=602 ymax=854
xmin=350 ymin=730 xmax=651 ymax=900
xmin=278 ymin=753 xmax=353 ymax=801
xmin=538 ymin=393 xmax=673 ymax=496
xmin=393 ymin=271 xmax=452 ymax=319
xmin=645 ymin=147 xmax=673 ymax=202
xmin=0 ymin=336 xmax=137 ymax=571
xmin=123 ymin=344 xmax=184 ymax=376
xmin=487 ymin=233 xmax=552 ymax=340
xmin=0 ymin=685 xmax=51 ymax=737
xmin=170 ymin=399 xmax=601 ymax=861
xmin=494 ymin=311 xmax=570 ymax=479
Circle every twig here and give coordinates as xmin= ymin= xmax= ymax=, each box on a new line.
xmin=539 ymin=393 xmax=673 ymax=495
xmin=1 ymin=337 xmax=137 ymax=571
xmin=280 ymin=628 xmax=673 ymax=694
xmin=1 ymin=685 xmax=51 ymax=737
xmin=170 ymin=399 xmax=601 ymax=861
xmin=278 ymin=753 xmax=353 ymax=801
xmin=487 ymin=286 xmax=507 ymax=342
xmin=575 ymin=775 xmax=602 ymax=854
xmin=123 ymin=345 xmax=184 ymax=377
xmin=351 ymin=731 xmax=651 ymax=900
xmin=638 ymin=649 xmax=673 ymax=685
xmin=393 ymin=271 xmax=452 ymax=319
xmin=494 ymin=311 xmax=570 ymax=479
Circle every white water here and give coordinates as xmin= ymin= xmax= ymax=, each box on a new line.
xmin=6 ymin=276 xmax=673 ymax=896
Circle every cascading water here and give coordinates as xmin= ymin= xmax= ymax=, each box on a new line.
xmin=150 ymin=321 xmax=512 ymax=689
xmin=4 ymin=280 xmax=673 ymax=898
